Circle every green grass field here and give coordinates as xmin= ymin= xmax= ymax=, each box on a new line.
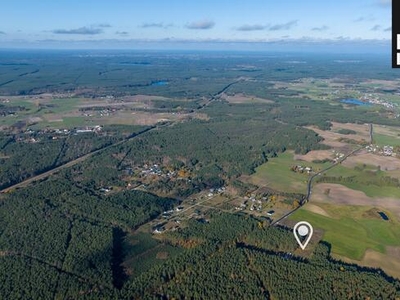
xmin=343 ymin=182 xmax=400 ymax=198
xmin=250 ymin=149 xmax=400 ymax=199
xmin=250 ymin=152 xmax=332 ymax=193
xmin=3 ymin=98 xmax=82 ymax=115
xmin=290 ymin=205 xmax=400 ymax=260
xmin=319 ymin=163 xmax=400 ymax=198
xmin=373 ymin=133 xmax=400 ymax=147
xmin=1 ymin=97 xmax=103 ymax=129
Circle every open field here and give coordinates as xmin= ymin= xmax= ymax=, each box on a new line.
xmin=0 ymin=94 xmax=209 ymax=129
xmin=311 ymin=183 xmax=400 ymax=219
xmin=374 ymin=133 xmax=400 ymax=147
xmin=342 ymin=152 xmax=400 ymax=171
xmin=290 ymin=121 xmax=400 ymax=277
xmin=302 ymin=203 xmax=331 ymax=217
xmin=246 ymin=151 xmax=330 ymax=193
xmin=289 ymin=205 xmax=400 ymax=263
xmin=294 ymin=149 xmax=334 ymax=162
xmin=316 ymin=168 xmax=400 ymax=198
xmin=336 ymin=247 xmax=400 ymax=279
xmin=291 ymin=199 xmax=400 ymax=279
xmin=373 ymin=124 xmax=400 ymax=139
xmin=331 ymin=122 xmax=371 ymax=140
xmin=303 ymin=123 xmax=400 ymax=198
xmin=306 ymin=125 xmax=364 ymax=149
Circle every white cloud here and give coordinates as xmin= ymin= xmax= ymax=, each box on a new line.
xmin=236 ymin=24 xmax=268 ymax=31
xmin=186 ymin=20 xmax=215 ymax=30
xmin=53 ymin=26 xmax=103 ymax=35
xmin=269 ymin=20 xmax=297 ymax=31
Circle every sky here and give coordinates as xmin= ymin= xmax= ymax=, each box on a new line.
xmin=0 ymin=0 xmax=392 ymax=52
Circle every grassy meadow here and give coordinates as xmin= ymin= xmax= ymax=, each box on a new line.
xmin=289 ymin=204 xmax=400 ymax=260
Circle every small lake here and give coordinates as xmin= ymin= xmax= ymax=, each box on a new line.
xmin=378 ymin=211 xmax=389 ymax=221
xmin=341 ymin=99 xmax=371 ymax=106
xmin=151 ymin=81 xmax=168 ymax=86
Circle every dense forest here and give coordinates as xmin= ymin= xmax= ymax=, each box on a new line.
xmin=0 ymin=51 xmax=397 ymax=96
xmin=2 ymin=51 xmax=400 ymax=299
xmin=2 ymin=204 xmax=399 ymax=299
xmin=0 ymin=125 xmax=147 ymax=189
xmin=124 ymin=213 xmax=400 ymax=299
xmin=0 ymin=177 xmax=177 ymax=299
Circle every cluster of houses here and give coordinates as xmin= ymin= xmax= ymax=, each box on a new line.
xmin=153 ymin=206 xmax=186 ymax=234
xmin=79 ymin=105 xmax=118 ymax=118
xmin=13 ymin=125 xmax=102 ymax=143
xmin=235 ymin=193 xmax=269 ymax=212
xmin=21 ymin=125 xmax=102 ymax=137
xmin=207 ymin=187 xmax=226 ymax=197
xmin=161 ymin=208 xmax=183 ymax=219
xmin=332 ymin=151 xmax=345 ymax=163
xmin=365 ymin=144 xmax=395 ymax=156
xmin=291 ymin=165 xmax=313 ymax=174
xmin=235 ymin=198 xmax=275 ymax=215
xmin=366 ymin=145 xmax=378 ymax=153
xmin=361 ymin=94 xmax=396 ymax=110
xmin=16 ymin=128 xmax=67 ymax=143
xmin=75 ymin=125 xmax=102 ymax=134
xmin=98 ymin=108 xmax=116 ymax=117
xmin=16 ymin=136 xmax=40 ymax=143
xmin=140 ymin=164 xmax=176 ymax=178
xmin=383 ymin=145 xmax=395 ymax=156
xmin=249 ymin=198 xmax=263 ymax=211
xmin=153 ymin=220 xmax=186 ymax=234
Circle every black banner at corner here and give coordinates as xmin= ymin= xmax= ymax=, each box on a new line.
xmin=393 ymin=0 xmax=400 ymax=68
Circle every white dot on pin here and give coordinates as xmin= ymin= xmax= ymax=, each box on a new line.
xmin=293 ymin=221 xmax=313 ymax=250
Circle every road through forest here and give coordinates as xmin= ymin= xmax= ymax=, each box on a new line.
xmin=0 ymin=80 xmax=241 ymax=194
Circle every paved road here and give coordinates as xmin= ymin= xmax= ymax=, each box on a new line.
xmin=271 ymin=145 xmax=364 ymax=226
xmin=0 ymin=80 xmax=241 ymax=194
xmin=369 ymin=123 xmax=373 ymax=144
xmin=0 ymin=126 xmax=156 ymax=193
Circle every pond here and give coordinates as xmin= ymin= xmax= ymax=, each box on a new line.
xmin=378 ymin=211 xmax=389 ymax=221
xmin=341 ymin=99 xmax=371 ymax=106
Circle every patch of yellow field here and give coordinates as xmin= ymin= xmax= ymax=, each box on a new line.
xmin=302 ymin=203 xmax=330 ymax=217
